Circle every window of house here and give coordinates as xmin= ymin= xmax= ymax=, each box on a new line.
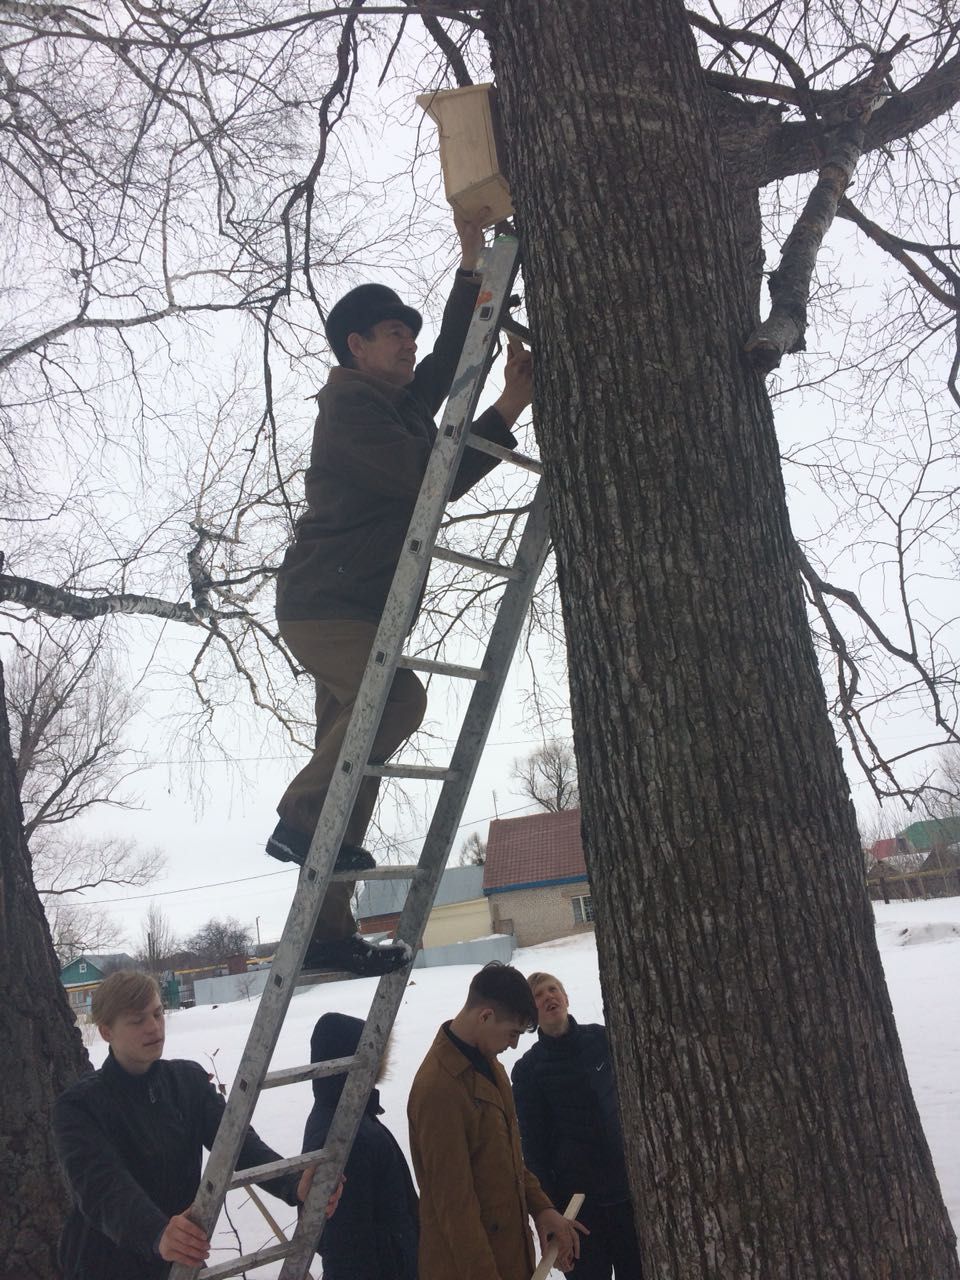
xmin=78 ymin=962 xmax=87 ymax=973
xmin=572 ymin=894 xmax=594 ymax=925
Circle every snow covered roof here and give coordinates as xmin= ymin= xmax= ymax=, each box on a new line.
xmin=483 ymin=808 xmax=587 ymax=894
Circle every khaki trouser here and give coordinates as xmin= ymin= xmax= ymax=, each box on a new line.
xmin=278 ymin=619 xmax=428 ymax=942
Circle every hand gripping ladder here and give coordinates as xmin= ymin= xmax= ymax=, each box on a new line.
xmin=171 ymin=234 xmax=551 ymax=1280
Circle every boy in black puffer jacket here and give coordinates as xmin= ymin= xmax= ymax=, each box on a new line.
xmin=511 ymin=972 xmax=643 ymax=1280
xmin=303 ymin=1012 xmax=418 ymax=1280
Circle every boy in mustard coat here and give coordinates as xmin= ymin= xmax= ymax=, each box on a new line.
xmin=408 ymin=963 xmax=586 ymax=1280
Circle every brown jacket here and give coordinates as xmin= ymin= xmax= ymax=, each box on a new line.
xmin=276 ymin=272 xmax=517 ymax=623
xmin=408 ymin=1026 xmax=553 ymax=1280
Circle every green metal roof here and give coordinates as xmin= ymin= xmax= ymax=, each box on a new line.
xmin=897 ymin=816 xmax=960 ymax=850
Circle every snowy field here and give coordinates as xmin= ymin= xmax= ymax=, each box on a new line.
xmin=85 ymin=897 xmax=960 ymax=1277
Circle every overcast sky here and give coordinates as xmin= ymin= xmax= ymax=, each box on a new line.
xmin=10 ymin=48 xmax=960 ymax=958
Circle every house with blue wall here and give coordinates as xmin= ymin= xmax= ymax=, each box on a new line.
xmin=59 ymin=953 xmax=135 ymax=1018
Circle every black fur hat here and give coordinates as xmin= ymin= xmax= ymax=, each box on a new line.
xmin=324 ymin=284 xmax=422 ymax=365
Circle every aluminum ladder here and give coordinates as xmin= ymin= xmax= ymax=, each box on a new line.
xmin=171 ymin=233 xmax=550 ymax=1280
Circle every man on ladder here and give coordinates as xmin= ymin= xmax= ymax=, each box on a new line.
xmin=267 ymin=210 xmax=534 ymax=976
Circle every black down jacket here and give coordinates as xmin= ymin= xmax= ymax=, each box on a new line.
xmin=303 ymin=1012 xmax=419 ymax=1280
xmin=511 ymin=1016 xmax=631 ymax=1210
xmin=53 ymin=1052 xmax=299 ymax=1280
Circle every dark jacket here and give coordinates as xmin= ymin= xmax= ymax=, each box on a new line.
xmin=53 ymin=1052 xmax=299 ymax=1280
xmin=302 ymin=1012 xmax=418 ymax=1280
xmin=276 ymin=271 xmax=517 ymax=623
xmin=511 ymin=1017 xmax=630 ymax=1210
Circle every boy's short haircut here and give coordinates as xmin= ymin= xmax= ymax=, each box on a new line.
xmin=526 ymin=970 xmax=566 ymax=998
xmin=91 ymin=970 xmax=161 ymax=1027
xmin=465 ymin=962 xmax=538 ymax=1030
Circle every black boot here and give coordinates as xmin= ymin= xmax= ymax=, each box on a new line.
xmin=302 ymin=933 xmax=412 ymax=978
xmin=266 ymin=821 xmax=376 ymax=872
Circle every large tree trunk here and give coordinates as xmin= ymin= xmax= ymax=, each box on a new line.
xmin=0 ymin=658 xmax=90 ymax=1278
xmin=487 ymin=2 xmax=959 ymax=1276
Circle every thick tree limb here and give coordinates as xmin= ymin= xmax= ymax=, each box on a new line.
xmin=410 ymin=0 xmax=473 ymax=86
xmin=687 ymin=8 xmax=818 ymax=120
xmin=745 ymin=124 xmax=866 ymax=371
xmin=0 ymin=575 xmax=211 ymax=624
xmin=0 ymin=289 xmax=268 ymax=375
xmin=0 ymin=1 xmax=484 ymax=50
xmin=759 ymin=49 xmax=960 ymax=186
xmin=704 ymin=69 xmax=800 ymax=106
xmin=745 ymin=40 xmax=908 ymax=370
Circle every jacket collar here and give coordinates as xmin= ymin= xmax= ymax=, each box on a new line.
xmin=325 ymin=365 xmax=412 ymax=408
xmin=537 ymin=1013 xmax=580 ymax=1049
xmin=100 ymin=1049 xmax=164 ymax=1090
xmin=431 ymin=1025 xmax=506 ymax=1112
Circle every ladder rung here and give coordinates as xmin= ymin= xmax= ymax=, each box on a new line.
xmin=229 ymin=1148 xmax=330 ymax=1189
xmin=263 ymin=1053 xmax=357 ymax=1089
xmin=331 ymin=863 xmax=420 ymax=882
xmin=432 ymin=546 xmax=524 ymax=580
xmin=365 ymin=762 xmax=459 ymax=781
xmin=398 ymin=654 xmax=490 ymax=681
xmin=467 ymin=432 xmax=542 ymax=475
xmin=199 ymin=1240 xmax=293 ymax=1280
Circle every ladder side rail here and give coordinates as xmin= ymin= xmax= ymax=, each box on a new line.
xmin=276 ymin=483 xmax=551 ymax=1280
xmin=275 ymin=965 xmax=415 ymax=1278
xmin=394 ymin=480 xmax=553 ymax=946
xmin=171 ymin=236 xmax=520 ymax=1280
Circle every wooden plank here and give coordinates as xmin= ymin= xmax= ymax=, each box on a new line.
xmin=530 ymin=1193 xmax=586 ymax=1280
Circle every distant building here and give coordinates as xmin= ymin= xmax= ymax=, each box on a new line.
xmin=357 ymin=864 xmax=489 ymax=946
xmin=483 ymin=809 xmax=593 ymax=947
xmin=59 ymin=953 xmax=136 ymax=1018
xmin=919 ymin=845 xmax=960 ymax=874
xmin=869 ymin=835 xmax=917 ymax=862
xmin=897 ymin=816 xmax=960 ymax=853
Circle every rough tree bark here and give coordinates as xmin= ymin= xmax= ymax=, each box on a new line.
xmin=0 ymin=659 xmax=90 ymax=1277
xmin=487 ymin=2 xmax=959 ymax=1276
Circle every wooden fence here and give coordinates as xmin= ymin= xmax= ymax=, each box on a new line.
xmin=868 ymin=863 xmax=960 ymax=904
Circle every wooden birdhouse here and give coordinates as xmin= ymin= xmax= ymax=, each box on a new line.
xmin=416 ymin=84 xmax=514 ymax=226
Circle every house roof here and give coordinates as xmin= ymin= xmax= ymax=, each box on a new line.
xmin=869 ymin=836 xmax=915 ymax=861
xmin=59 ymin=952 xmax=137 ymax=984
xmin=898 ymin=816 xmax=960 ymax=851
xmin=356 ymin=864 xmax=485 ymax=919
xmin=870 ymin=839 xmax=899 ymax=861
xmin=82 ymin=952 xmax=136 ymax=968
xmin=483 ymin=808 xmax=587 ymax=893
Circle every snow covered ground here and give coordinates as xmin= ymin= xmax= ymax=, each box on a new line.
xmin=85 ymin=897 xmax=960 ymax=1276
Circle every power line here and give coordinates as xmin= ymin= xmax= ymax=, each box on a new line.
xmin=124 ymin=735 xmax=574 ymax=767
xmin=67 ymin=800 xmax=550 ymax=907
